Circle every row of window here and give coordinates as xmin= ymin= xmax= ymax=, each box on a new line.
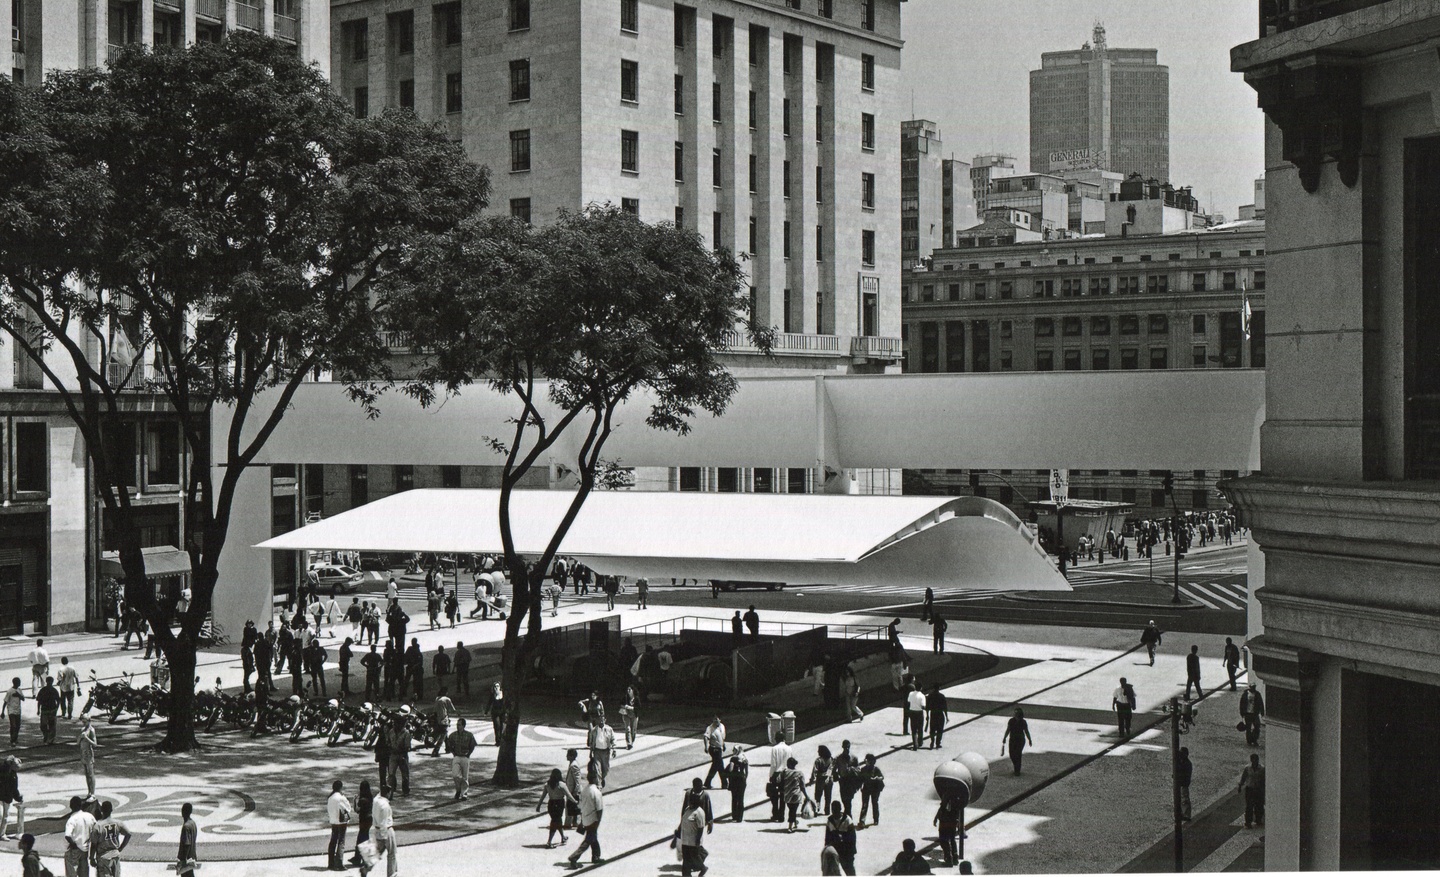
xmin=914 ymin=270 xmax=1265 ymax=302
xmin=679 ymin=466 xmax=814 ymax=493
xmin=935 ymin=248 xmax=1266 ymax=272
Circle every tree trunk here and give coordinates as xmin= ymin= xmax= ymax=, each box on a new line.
xmin=157 ymin=638 xmax=199 ymax=753
xmin=492 ymin=644 xmax=523 ymax=787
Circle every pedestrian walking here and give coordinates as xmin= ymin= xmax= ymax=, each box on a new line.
xmin=743 ymin=606 xmax=760 ymax=642
xmin=0 ymin=756 xmax=24 ymax=840
xmin=1185 ymin=645 xmax=1203 ymax=700
xmin=678 ymin=795 xmax=709 ymax=877
xmin=387 ymin=710 xmax=412 ymax=797
xmin=536 ymin=768 xmax=576 ymax=848
xmin=602 ymin=577 xmax=618 ymax=612
xmin=767 ymin=735 xmax=793 ymax=822
xmin=453 ymin=642 xmax=471 ymax=697
xmin=446 ymin=717 xmax=477 ymax=800
xmin=372 ymin=786 xmax=398 ymax=877
xmin=823 ymin=801 xmax=858 ymax=876
xmin=926 ymin=685 xmax=949 ymax=749
xmin=892 ymin=838 xmax=932 ymax=875
xmin=1177 ymin=746 xmax=1193 ymax=821
xmin=587 ymin=717 xmax=616 ymax=788
xmin=289 ymin=637 xmax=305 ymax=696
xmin=810 ymin=745 xmax=834 ymax=811
xmin=176 ymin=802 xmax=199 ymax=876
xmin=1112 ymin=676 xmax=1136 ymax=737
xmin=325 ymin=780 xmax=351 ymax=872
xmin=1238 ymin=753 xmax=1265 ymax=828
xmin=78 ymin=716 xmax=99 ymax=797
xmin=578 ymin=690 xmax=605 ymax=727
xmin=19 ymin=833 xmax=50 ymax=877
xmin=89 ymin=800 xmax=131 ymax=877
xmin=338 ymin=637 xmax=354 ymax=697
xmin=702 ymin=716 xmax=726 ymax=788
xmin=432 ymin=646 xmax=452 ymax=691
xmin=27 ymin=641 xmax=48 ymax=698
xmin=841 ymin=666 xmax=863 ymax=723
xmin=36 ymin=677 xmax=59 ymax=745
xmin=56 ymin=658 xmax=78 ymax=719
xmin=857 ymin=754 xmax=884 ymax=828
xmin=1140 ymin=620 xmax=1162 ymax=666
xmin=635 ymin=577 xmax=649 ymax=610
xmin=777 ymin=756 xmax=809 ymax=831
xmin=3 ymin=678 xmax=24 ymax=744
xmin=906 ymin=684 xmax=926 ymax=750
xmin=350 ymin=781 xmax=373 ymax=869
xmin=931 ymin=612 xmax=948 ymax=653
xmin=254 ymin=632 xmax=274 ymax=692
xmin=934 ymin=794 xmax=962 ymax=866
xmin=1239 ymin=684 xmax=1265 ymax=746
xmin=64 ymin=794 xmax=95 ymax=877
xmin=361 ymin=645 xmax=381 ymax=702
xmin=680 ymin=777 xmax=714 ymax=831
xmin=563 ymin=749 xmax=583 ymax=830
xmin=919 ymin=587 xmax=934 ymax=623
xmin=834 ymin=740 xmax=860 ymax=817
xmin=1223 ymin=637 xmax=1242 ymax=691
xmin=346 ymin=598 xmax=364 ymax=639
xmin=444 ymin=590 xmax=459 ymax=628
xmin=305 ymin=639 xmax=328 ymax=697
xmin=404 ymin=638 xmax=424 ymax=701
xmin=487 ymin=682 xmax=505 ymax=744
xmin=240 ymin=621 xmax=258 ymax=694
xmin=619 ymin=684 xmax=638 ymax=749
xmin=1002 ymin=708 xmax=1032 ymax=775
xmin=723 ymin=745 xmax=748 ymax=821
xmin=566 ymin=768 xmax=605 ymax=867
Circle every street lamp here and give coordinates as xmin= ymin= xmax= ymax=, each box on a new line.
xmin=1161 ymin=472 xmax=1184 ymax=604
xmin=973 ymin=472 xmax=1067 ymax=578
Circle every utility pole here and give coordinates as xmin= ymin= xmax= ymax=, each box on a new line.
xmin=1162 ymin=471 xmax=1182 ymax=604
xmin=1170 ymin=695 xmax=1184 ymax=872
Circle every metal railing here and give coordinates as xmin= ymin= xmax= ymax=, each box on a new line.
xmin=621 ymin=614 xmax=887 ymax=642
xmin=722 ymin=330 xmax=843 ymax=355
xmin=234 ymin=2 xmax=261 ymax=31
xmin=849 ymin=335 xmax=904 ymax=359
xmin=195 ymin=0 xmax=224 ymax=20
xmin=274 ymin=14 xmax=298 ymax=41
xmin=1259 ymin=0 xmax=1384 ymax=35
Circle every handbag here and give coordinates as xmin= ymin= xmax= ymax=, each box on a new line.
xmin=1236 ymin=720 xmax=1247 ymax=732
xmin=357 ymin=840 xmax=379 ymax=867
xmin=801 ymin=798 xmax=817 ymax=819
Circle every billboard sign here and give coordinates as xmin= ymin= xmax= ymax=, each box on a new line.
xmin=1048 ymin=148 xmax=1107 ymax=172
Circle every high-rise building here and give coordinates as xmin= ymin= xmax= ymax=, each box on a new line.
xmin=970 ymin=153 xmax=1017 ymax=213
xmin=330 ymin=0 xmax=905 ymax=372
xmin=1029 ymin=23 xmax=1169 ymax=183
xmin=941 ymin=157 xmax=976 ymax=250
xmin=900 ymin=119 xmax=943 ymax=269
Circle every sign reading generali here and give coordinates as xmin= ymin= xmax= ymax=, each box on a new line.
xmin=1048 ymin=148 xmax=1107 ymax=172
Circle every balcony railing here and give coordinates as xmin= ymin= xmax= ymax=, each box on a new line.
xmin=722 ymin=330 xmax=843 ymax=355
xmin=1259 ymin=0 xmax=1386 ymax=36
xmin=850 ymin=335 xmax=904 ymax=359
xmin=384 ymin=330 xmax=418 ymax=352
xmin=234 ymin=2 xmax=261 ymax=31
xmin=195 ymin=0 xmax=224 ymax=21
xmin=274 ymin=14 xmax=298 ymax=41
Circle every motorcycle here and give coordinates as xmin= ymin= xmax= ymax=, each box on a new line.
xmin=326 ymin=702 xmax=372 ymax=746
xmin=84 ymin=671 xmax=163 ymax=725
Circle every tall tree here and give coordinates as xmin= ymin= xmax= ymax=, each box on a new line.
xmin=389 ymin=205 xmax=770 ymax=785
xmin=0 ymin=36 xmax=489 ymax=752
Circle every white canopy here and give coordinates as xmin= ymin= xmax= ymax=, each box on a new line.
xmin=257 ymin=489 xmax=1070 ymax=593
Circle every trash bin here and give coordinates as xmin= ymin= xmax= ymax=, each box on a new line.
xmin=781 ymin=710 xmax=796 ymax=744
xmin=766 ymin=712 xmax=782 ymax=744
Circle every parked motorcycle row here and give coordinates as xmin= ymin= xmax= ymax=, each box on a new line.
xmin=82 ymin=671 xmax=449 ymax=750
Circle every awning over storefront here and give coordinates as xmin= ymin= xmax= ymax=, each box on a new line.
xmin=99 ymin=546 xmax=192 ymax=580
xmin=256 ymin=489 xmax=1071 ymax=593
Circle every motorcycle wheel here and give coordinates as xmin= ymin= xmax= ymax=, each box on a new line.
xmin=108 ymin=702 xmax=123 ymax=724
xmin=138 ymin=701 xmax=154 ymax=725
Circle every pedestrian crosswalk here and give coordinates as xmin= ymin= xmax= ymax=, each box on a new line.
xmin=1177 ymin=580 xmax=1248 ymax=610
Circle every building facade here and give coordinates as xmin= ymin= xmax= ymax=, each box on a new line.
xmin=969 ymin=152 xmax=1016 ymax=214
xmin=1226 ymin=0 xmax=1440 ymax=868
xmin=901 ymin=215 xmax=1265 ymax=518
xmin=900 ymin=118 xmax=942 ymax=269
xmin=1029 ymin=23 xmax=1169 ymax=183
xmin=329 ymin=0 xmax=904 ymax=373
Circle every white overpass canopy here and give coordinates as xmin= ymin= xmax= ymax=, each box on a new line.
xmin=256 ymin=489 xmax=1071 ymax=593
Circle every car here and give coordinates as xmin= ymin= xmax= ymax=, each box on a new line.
xmin=710 ymin=580 xmax=786 ymax=592
xmin=308 ymin=564 xmax=365 ymax=594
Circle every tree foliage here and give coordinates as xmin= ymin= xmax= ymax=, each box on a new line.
xmin=0 ymin=35 xmax=489 ymax=751
xmin=386 ymin=204 xmax=770 ymax=784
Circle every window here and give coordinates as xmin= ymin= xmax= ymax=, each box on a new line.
xmin=783 ymin=221 xmax=791 ymax=258
xmin=1035 ymin=350 xmax=1054 ymax=371
xmin=1209 ymin=251 xmax=1223 ymax=259
xmin=815 ymin=165 xmax=823 ymax=202
xmin=395 ymin=465 xmax=414 ymax=492
xmin=14 ymin=422 xmax=47 ymax=493
xmin=509 ymin=0 xmax=529 ymax=30
xmin=1192 ymin=489 xmax=1209 ymax=509
xmin=346 ymin=18 xmax=368 ymax=61
xmin=782 ymin=99 xmax=791 ymax=136
xmin=713 ymin=211 xmax=722 ymax=247
xmin=999 ymin=320 xmax=1013 ymax=339
xmin=1118 ymin=276 xmax=1140 ymax=295
xmin=1063 ymin=349 xmax=1082 ymax=371
xmin=919 ymin=322 xmax=939 ymax=373
xmin=510 ymin=59 xmax=530 ymax=101
xmin=675 ymin=206 xmax=684 ymax=227
xmin=1034 ymin=279 xmax=1054 ymax=298
xmin=445 ymin=72 xmax=462 ymax=113
xmin=999 ymin=350 xmax=1013 ymax=370
xmin=1089 ymin=277 xmax=1110 ymax=296
xmin=783 ymin=34 xmax=797 ymax=74
xmin=1121 ymin=348 xmax=1139 ymax=369
xmin=1092 ymin=349 xmax=1110 ymax=370
xmin=398 ymin=79 xmax=414 ymax=109
xmin=748 ymin=29 xmax=760 ymax=65
xmin=1091 ymin=316 xmax=1111 ymax=335
xmin=353 ymin=86 xmax=368 ymax=118
xmin=1148 ymin=314 xmax=1169 ymax=334
xmin=1034 ymin=318 xmax=1054 ymax=338
xmin=441 ymin=465 xmax=462 ymax=488
xmin=819 ymin=0 xmax=833 ymax=17
xmin=674 ymin=74 xmax=684 ymax=114
xmin=1192 ymin=272 xmax=1207 ymax=291
xmin=1120 ymin=314 xmax=1139 ymax=335
xmin=622 ymin=198 xmax=639 ymax=215
xmin=440 ymin=3 xmax=461 ymax=45
xmin=509 ymin=198 xmax=531 ymax=223
xmin=748 ymin=217 xmax=757 ymax=254
xmin=748 ymin=91 xmax=757 ymax=129
xmin=622 ymin=130 xmax=640 ymax=173
xmin=943 ymin=321 xmax=964 ymax=373
xmin=717 ymin=468 xmax=739 ymax=492
xmin=783 ymin=161 xmax=791 ymax=198
xmin=509 ymin=129 xmax=531 ymax=171
xmin=861 ymin=0 xmax=874 ymax=30
xmin=860 ymin=113 xmax=875 ymax=150
xmin=920 ymin=284 xmax=934 ymax=302
xmin=1147 ymin=274 xmax=1169 ymax=295
xmin=620 ymin=0 xmax=638 ymax=32
xmin=711 ymin=148 xmax=721 ymax=186
xmin=1062 ymin=317 xmax=1082 ymax=337
xmin=1254 ymin=269 xmax=1266 ymax=290
xmin=861 ymin=54 xmax=875 ymax=90
xmin=144 ymin=422 xmax=180 ymax=487
xmin=1149 ymin=347 xmax=1169 ymax=369
xmin=620 ymin=60 xmax=639 ymax=103
xmin=862 ymin=230 xmax=875 ymax=267
xmin=391 ymin=11 xmax=414 ymax=54
xmin=973 ymin=282 xmax=986 ymax=300
xmin=712 ymin=82 xmax=722 ymax=122
xmin=1061 ymin=278 xmax=1082 ymax=297
xmin=1193 ymin=345 xmax=1207 ymax=367
xmin=861 ymin=173 xmax=875 ymax=209
xmin=816 ymin=105 xmax=823 ymax=142
xmin=948 ymin=284 xmax=960 ymax=302
xmin=815 ymin=225 xmax=823 ymax=261
xmin=674 ymin=142 xmax=684 ymax=181
xmin=674 ymin=6 xmax=687 ymax=47
xmin=1222 ymin=271 xmax=1237 ymax=291
xmin=1192 ymin=314 xmax=1207 ymax=334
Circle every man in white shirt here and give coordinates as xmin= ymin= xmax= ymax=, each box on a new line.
xmin=56 ymin=658 xmax=79 ymax=720
xmin=64 ymin=794 xmax=96 ymax=877
xmin=587 ymin=719 xmax=616 ymax=788
xmin=2 ymin=679 xmax=23 ymax=745
xmin=768 ymin=737 xmax=793 ymax=822
xmin=703 ymin=717 xmax=727 ymax=789
xmin=325 ymin=779 xmax=351 ymax=871
xmin=28 ymin=641 xmax=49 ymax=697
xmin=372 ymin=786 xmax=397 ymax=877
xmin=566 ymin=770 xmax=605 ymax=867
xmin=906 ymin=686 xmax=928 ymax=750
xmin=323 ymin=596 xmax=342 ymax=638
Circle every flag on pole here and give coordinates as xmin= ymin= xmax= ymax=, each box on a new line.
xmin=1049 ymin=469 xmax=1070 ymax=506
xmin=1241 ymin=279 xmax=1252 ymax=341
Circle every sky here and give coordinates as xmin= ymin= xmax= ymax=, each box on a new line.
xmin=899 ymin=0 xmax=1265 ymax=219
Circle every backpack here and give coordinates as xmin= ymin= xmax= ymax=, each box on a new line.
xmin=1124 ymin=684 xmax=1137 ymax=710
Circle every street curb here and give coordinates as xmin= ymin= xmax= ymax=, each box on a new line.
xmin=1001 ymin=593 xmax=1205 ymax=611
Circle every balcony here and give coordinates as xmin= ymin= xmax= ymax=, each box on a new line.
xmin=1258 ymin=0 xmax=1388 ymax=36
xmin=274 ymin=14 xmax=299 ymax=42
xmin=850 ymin=335 xmax=904 ymax=360
xmin=195 ymin=0 xmax=224 ymax=21
xmin=722 ymin=330 xmax=843 ymax=356
xmin=235 ymin=2 xmax=261 ymax=31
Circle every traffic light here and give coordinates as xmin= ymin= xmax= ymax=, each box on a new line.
xmin=1161 ymin=471 xmax=1174 ymax=494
